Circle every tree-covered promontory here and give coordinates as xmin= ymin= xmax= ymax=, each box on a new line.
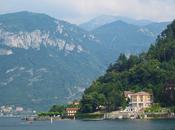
xmin=80 ymin=20 xmax=175 ymax=113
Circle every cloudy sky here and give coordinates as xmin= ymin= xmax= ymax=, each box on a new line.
xmin=0 ymin=0 xmax=175 ymax=24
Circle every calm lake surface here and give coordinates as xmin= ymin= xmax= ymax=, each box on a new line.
xmin=0 ymin=117 xmax=175 ymax=130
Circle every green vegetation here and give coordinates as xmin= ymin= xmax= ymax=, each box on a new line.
xmin=170 ymin=107 xmax=175 ymax=113
xmin=49 ymin=105 xmax=66 ymax=114
xmin=39 ymin=101 xmax=80 ymax=117
xmin=145 ymin=103 xmax=164 ymax=113
xmin=38 ymin=104 xmax=66 ymax=117
xmin=76 ymin=113 xmax=104 ymax=119
xmin=38 ymin=112 xmax=61 ymax=117
xmin=80 ymin=20 xmax=175 ymax=113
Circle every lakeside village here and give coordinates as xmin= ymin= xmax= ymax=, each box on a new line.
xmin=2 ymin=82 xmax=174 ymax=120
xmin=26 ymin=88 xmax=175 ymax=121
xmin=0 ymin=105 xmax=36 ymax=117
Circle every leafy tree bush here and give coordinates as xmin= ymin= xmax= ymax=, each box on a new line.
xmin=49 ymin=105 xmax=65 ymax=114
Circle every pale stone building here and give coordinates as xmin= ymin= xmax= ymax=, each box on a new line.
xmin=124 ymin=91 xmax=153 ymax=112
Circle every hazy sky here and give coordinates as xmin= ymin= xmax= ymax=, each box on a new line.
xmin=0 ymin=0 xmax=175 ymax=24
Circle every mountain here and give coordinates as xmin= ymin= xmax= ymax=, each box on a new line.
xmin=79 ymin=15 xmax=117 ymax=31
xmin=143 ymin=22 xmax=171 ymax=36
xmin=79 ymin=15 xmax=153 ymax=31
xmin=92 ymin=20 xmax=168 ymax=58
xmin=80 ymin=20 xmax=175 ymax=113
xmin=0 ymin=11 xmax=108 ymax=111
xmin=80 ymin=16 xmax=169 ymax=58
xmin=0 ymin=11 xmax=170 ymax=111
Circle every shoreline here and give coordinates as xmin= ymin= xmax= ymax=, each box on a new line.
xmin=22 ymin=114 xmax=175 ymax=121
xmin=0 ymin=116 xmax=175 ymax=122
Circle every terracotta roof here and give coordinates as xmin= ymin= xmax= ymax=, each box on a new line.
xmin=66 ymin=108 xmax=79 ymax=111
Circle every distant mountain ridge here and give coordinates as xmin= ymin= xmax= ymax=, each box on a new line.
xmin=79 ymin=15 xmax=170 ymax=31
xmin=79 ymin=15 xmax=154 ymax=31
xmin=92 ymin=20 xmax=169 ymax=59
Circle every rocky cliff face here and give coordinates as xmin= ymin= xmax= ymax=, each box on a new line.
xmin=0 ymin=16 xmax=100 ymax=54
xmin=0 ymin=29 xmax=85 ymax=53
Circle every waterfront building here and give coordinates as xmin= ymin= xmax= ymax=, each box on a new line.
xmin=124 ymin=91 xmax=153 ymax=112
xmin=65 ymin=108 xmax=79 ymax=117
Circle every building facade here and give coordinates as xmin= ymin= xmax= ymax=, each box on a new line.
xmin=124 ymin=91 xmax=153 ymax=112
xmin=65 ymin=108 xmax=79 ymax=117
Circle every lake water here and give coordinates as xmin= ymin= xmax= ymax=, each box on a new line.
xmin=0 ymin=117 xmax=175 ymax=130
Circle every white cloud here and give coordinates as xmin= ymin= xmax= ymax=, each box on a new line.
xmin=0 ymin=0 xmax=175 ymax=24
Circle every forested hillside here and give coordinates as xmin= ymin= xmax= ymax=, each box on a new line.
xmin=80 ymin=20 xmax=175 ymax=113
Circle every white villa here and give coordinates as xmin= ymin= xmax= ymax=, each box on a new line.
xmin=124 ymin=91 xmax=153 ymax=112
